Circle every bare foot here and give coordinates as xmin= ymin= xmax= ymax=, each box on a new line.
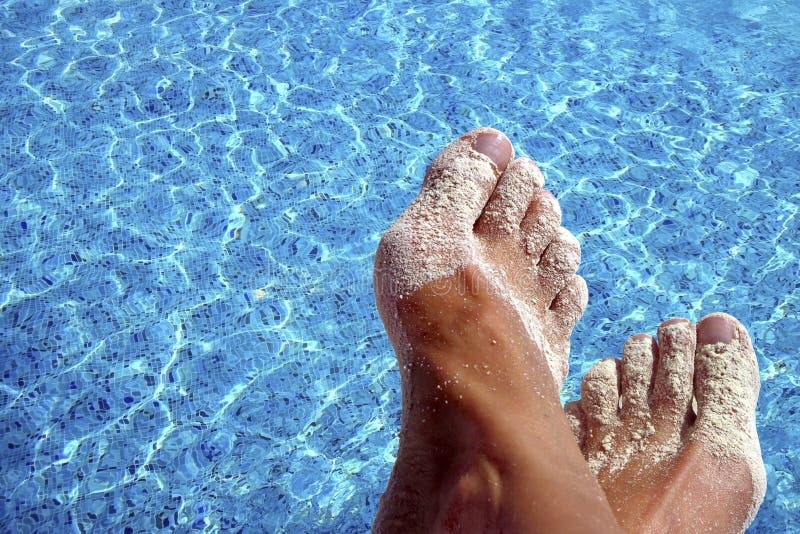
xmin=373 ymin=128 xmax=618 ymax=533
xmin=375 ymin=127 xmax=587 ymax=391
xmin=566 ymin=313 xmax=767 ymax=533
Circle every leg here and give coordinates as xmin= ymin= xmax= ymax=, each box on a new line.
xmin=373 ymin=128 xmax=620 ymax=533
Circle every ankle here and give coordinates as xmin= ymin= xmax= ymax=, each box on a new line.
xmin=435 ymin=453 xmax=504 ymax=531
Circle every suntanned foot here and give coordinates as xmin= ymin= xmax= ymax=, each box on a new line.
xmin=566 ymin=313 xmax=767 ymax=534
xmin=373 ymin=128 xmax=619 ymax=533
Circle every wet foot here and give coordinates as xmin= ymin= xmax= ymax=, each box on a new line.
xmin=566 ymin=313 xmax=767 ymax=533
xmin=373 ymin=128 xmax=618 ymax=533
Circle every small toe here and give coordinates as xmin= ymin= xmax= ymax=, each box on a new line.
xmin=564 ymin=400 xmax=585 ymax=448
xmin=520 ymin=189 xmax=562 ymax=257
xmin=476 ymin=158 xmax=544 ymax=235
xmin=421 ymin=127 xmax=514 ymax=224
xmin=694 ymin=313 xmax=760 ymax=427
xmin=536 ymin=227 xmax=581 ymax=299
xmin=580 ymin=358 xmax=622 ymax=428
xmin=651 ymin=318 xmax=696 ymax=423
xmin=548 ymin=274 xmax=588 ymax=330
xmin=620 ymin=333 xmax=656 ymax=421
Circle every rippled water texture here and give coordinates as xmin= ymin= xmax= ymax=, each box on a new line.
xmin=1 ymin=0 xmax=798 ymax=531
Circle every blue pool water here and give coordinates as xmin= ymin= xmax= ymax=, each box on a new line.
xmin=1 ymin=0 xmax=798 ymax=531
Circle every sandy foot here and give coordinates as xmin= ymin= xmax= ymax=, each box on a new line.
xmin=374 ymin=126 xmax=587 ymax=391
xmin=566 ymin=313 xmax=767 ymax=533
xmin=372 ymin=128 xmax=617 ymax=532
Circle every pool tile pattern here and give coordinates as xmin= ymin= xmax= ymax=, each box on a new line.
xmin=1 ymin=0 xmax=798 ymax=531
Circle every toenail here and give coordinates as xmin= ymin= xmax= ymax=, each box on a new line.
xmin=631 ymin=333 xmax=651 ymax=342
xmin=697 ymin=315 xmax=736 ymax=345
xmin=540 ymin=189 xmax=556 ymax=201
xmin=472 ymin=132 xmax=512 ymax=171
xmin=662 ymin=318 xmax=691 ymax=328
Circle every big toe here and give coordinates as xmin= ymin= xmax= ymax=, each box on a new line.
xmin=375 ymin=127 xmax=512 ymax=296
xmin=470 ymin=128 xmax=514 ymax=172
xmin=694 ymin=313 xmax=760 ymax=433
xmin=692 ymin=313 xmax=766 ymax=523
xmin=421 ymin=127 xmax=513 ymax=224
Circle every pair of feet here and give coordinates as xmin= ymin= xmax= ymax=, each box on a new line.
xmin=373 ymin=128 xmax=766 ymax=533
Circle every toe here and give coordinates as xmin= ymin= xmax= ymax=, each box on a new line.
xmin=693 ymin=313 xmax=766 ymax=527
xmin=651 ymin=318 xmax=696 ymax=424
xmin=421 ymin=127 xmax=514 ymax=224
xmin=620 ymin=333 xmax=656 ymax=421
xmin=520 ymin=190 xmax=562 ymax=258
xmin=694 ymin=313 xmax=760 ymax=429
xmin=536 ymin=227 xmax=581 ymax=300
xmin=548 ymin=274 xmax=588 ymax=330
xmin=564 ymin=400 xmax=585 ymax=448
xmin=696 ymin=313 xmax=739 ymax=346
xmin=375 ymin=128 xmax=513 ymax=296
xmin=580 ymin=358 xmax=622 ymax=428
xmin=470 ymin=128 xmax=514 ymax=172
xmin=475 ymin=158 xmax=544 ymax=236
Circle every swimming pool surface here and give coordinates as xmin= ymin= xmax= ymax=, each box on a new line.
xmin=1 ymin=0 xmax=798 ymax=531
